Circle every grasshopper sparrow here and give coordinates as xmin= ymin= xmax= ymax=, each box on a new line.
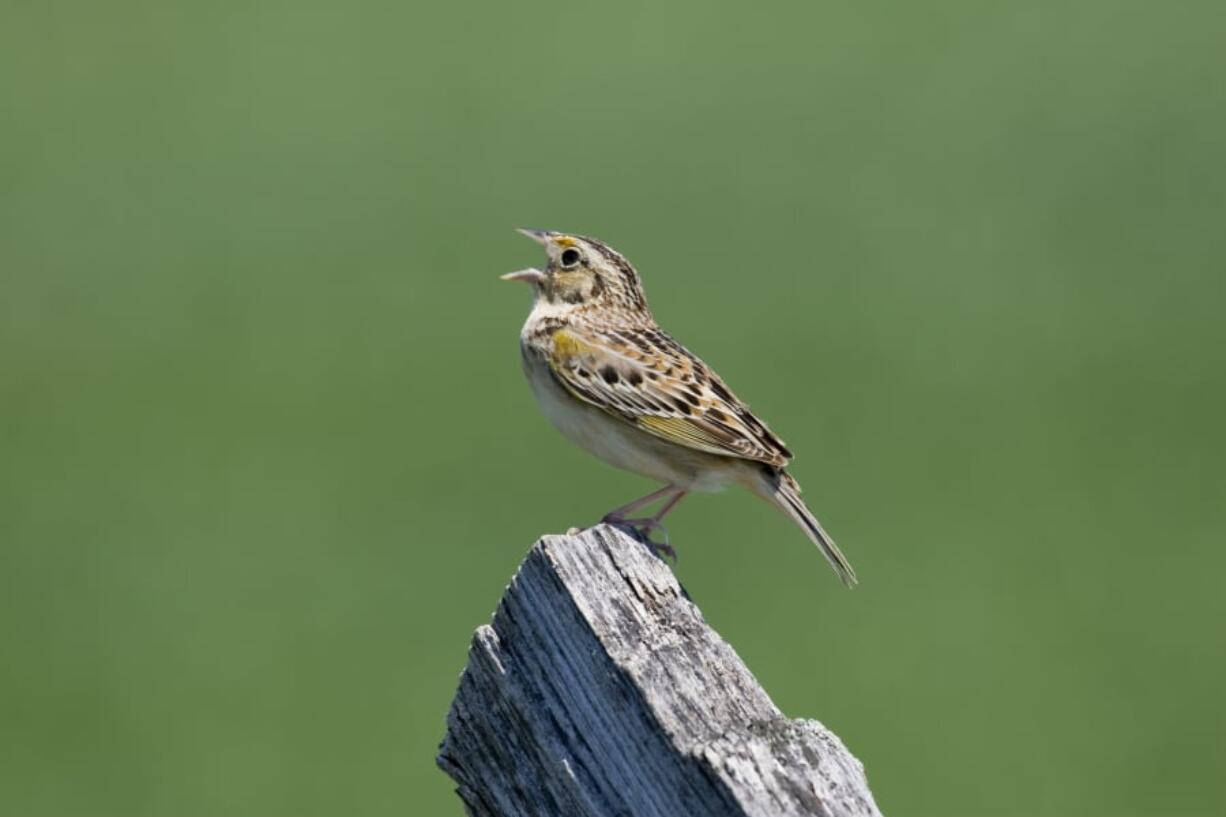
xmin=503 ymin=229 xmax=856 ymax=586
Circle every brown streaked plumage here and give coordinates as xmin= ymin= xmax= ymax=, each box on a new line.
xmin=502 ymin=229 xmax=856 ymax=586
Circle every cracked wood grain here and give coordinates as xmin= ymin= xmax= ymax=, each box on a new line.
xmin=437 ymin=524 xmax=882 ymax=817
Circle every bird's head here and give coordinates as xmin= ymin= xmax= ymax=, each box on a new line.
xmin=502 ymin=229 xmax=649 ymax=316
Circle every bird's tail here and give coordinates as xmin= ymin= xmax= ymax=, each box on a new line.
xmin=747 ymin=467 xmax=857 ymax=587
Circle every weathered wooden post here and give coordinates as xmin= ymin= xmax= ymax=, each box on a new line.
xmin=438 ymin=524 xmax=882 ymax=817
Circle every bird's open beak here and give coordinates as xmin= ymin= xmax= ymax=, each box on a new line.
xmin=501 ymin=267 xmax=546 ymax=285
xmin=516 ymin=228 xmax=551 ymax=245
xmin=505 ymin=229 xmax=552 ymax=283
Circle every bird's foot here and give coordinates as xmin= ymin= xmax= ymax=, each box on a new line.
xmin=601 ymin=515 xmax=678 ymax=563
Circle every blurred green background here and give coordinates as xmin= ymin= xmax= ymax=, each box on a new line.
xmin=3 ymin=1 xmax=1224 ymax=815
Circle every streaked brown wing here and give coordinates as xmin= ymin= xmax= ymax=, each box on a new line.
xmin=546 ymin=325 xmax=791 ymax=467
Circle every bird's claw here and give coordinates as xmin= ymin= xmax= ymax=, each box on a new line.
xmin=602 ymin=515 xmax=678 ymax=564
xmin=643 ymin=536 xmax=678 ymax=563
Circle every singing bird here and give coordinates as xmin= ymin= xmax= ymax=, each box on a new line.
xmin=503 ymin=230 xmax=856 ymax=586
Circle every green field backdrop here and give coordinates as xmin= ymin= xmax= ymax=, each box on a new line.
xmin=3 ymin=1 xmax=1224 ymax=815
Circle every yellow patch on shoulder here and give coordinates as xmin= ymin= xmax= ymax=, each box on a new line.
xmin=551 ymin=329 xmax=594 ymax=361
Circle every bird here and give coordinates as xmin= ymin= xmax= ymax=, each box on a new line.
xmin=502 ymin=229 xmax=856 ymax=586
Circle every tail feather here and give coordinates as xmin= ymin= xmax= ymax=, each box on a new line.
xmin=753 ymin=469 xmax=857 ymax=587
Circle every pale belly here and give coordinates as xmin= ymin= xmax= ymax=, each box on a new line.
xmin=521 ymin=344 xmax=734 ymax=492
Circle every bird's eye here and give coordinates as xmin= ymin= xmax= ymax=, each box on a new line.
xmin=560 ymin=248 xmax=582 ymax=268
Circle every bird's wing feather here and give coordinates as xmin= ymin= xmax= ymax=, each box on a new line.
xmin=546 ymin=326 xmax=792 ymax=467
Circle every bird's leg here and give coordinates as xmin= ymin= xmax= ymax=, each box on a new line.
xmin=605 ymin=489 xmax=688 ymax=563
xmin=601 ymin=484 xmax=680 ymax=524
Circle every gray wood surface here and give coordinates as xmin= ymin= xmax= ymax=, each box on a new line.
xmin=437 ymin=524 xmax=882 ymax=817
